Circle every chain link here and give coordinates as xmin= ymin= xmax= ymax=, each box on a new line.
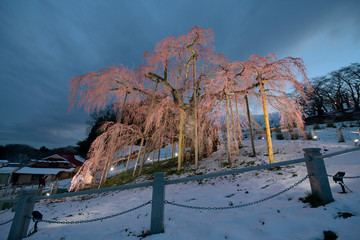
xmin=165 ymin=175 xmax=309 ymax=210
xmin=29 ymin=200 xmax=151 ymax=224
xmin=0 ymin=218 xmax=13 ymax=225
xmin=328 ymin=174 xmax=360 ymax=179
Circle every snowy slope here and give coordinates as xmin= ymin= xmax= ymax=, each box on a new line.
xmin=1 ymin=124 xmax=360 ymax=240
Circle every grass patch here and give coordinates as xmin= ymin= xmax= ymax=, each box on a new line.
xmin=1 ymin=202 xmax=12 ymax=210
xmin=299 ymin=192 xmax=326 ymax=208
xmin=276 ymin=133 xmax=284 ymax=140
xmin=137 ymin=230 xmax=151 ymax=238
xmin=268 ymin=166 xmax=282 ymax=171
xmin=221 ymin=162 xmax=229 ymax=167
xmin=56 ymin=188 xmax=68 ymax=194
xmin=323 ymin=230 xmax=337 ymax=240
xmin=336 ymin=212 xmax=355 ymax=219
xmin=103 ymin=157 xmax=192 ymax=188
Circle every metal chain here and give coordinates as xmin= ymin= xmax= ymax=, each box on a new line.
xmin=0 ymin=218 xmax=13 ymax=225
xmin=165 ymin=175 xmax=309 ymax=210
xmin=30 ymin=200 xmax=151 ymax=224
xmin=328 ymin=174 xmax=360 ymax=179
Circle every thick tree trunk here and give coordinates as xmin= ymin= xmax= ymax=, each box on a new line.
xmin=151 ymin=149 xmax=155 ymax=165
xmin=133 ymin=138 xmax=145 ymax=176
xmin=181 ymin=134 xmax=186 ymax=164
xmin=117 ymin=92 xmax=128 ymax=123
xmin=98 ymin=158 xmax=111 ymax=188
xmin=139 ymin=149 xmax=151 ymax=175
xmin=135 ymin=81 xmax=159 ymax=175
xmin=125 ymin=144 xmax=134 ymax=173
xmin=157 ymin=148 xmax=161 ymax=162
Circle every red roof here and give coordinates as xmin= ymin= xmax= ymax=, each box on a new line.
xmin=42 ymin=153 xmax=84 ymax=167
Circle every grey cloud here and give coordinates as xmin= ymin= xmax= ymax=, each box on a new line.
xmin=0 ymin=0 xmax=359 ymax=148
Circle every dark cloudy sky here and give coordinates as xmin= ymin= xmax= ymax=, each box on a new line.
xmin=0 ymin=0 xmax=359 ymax=149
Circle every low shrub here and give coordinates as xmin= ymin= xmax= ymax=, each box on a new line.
xmin=276 ymin=133 xmax=284 ymax=140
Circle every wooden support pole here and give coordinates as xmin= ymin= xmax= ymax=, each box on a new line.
xmin=172 ymin=141 xmax=175 ymax=159
xmin=234 ymin=95 xmax=243 ymax=148
xmin=181 ymin=135 xmax=185 ymax=164
xmin=260 ymin=82 xmax=274 ymax=164
xmin=225 ymin=93 xmax=232 ymax=166
xmin=133 ymin=138 xmax=145 ymax=176
xmin=193 ymin=60 xmax=199 ymax=169
xmin=151 ymin=149 xmax=155 ymax=165
xmin=245 ymin=94 xmax=256 ymax=157
xmin=125 ymin=144 xmax=134 ymax=173
xmin=337 ymin=128 xmax=345 ymax=142
xmin=178 ymin=113 xmax=184 ymax=171
xmin=228 ymin=95 xmax=239 ymax=155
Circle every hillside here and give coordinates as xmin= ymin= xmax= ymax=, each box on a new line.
xmin=1 ymin=122 xmax=360 ymax=239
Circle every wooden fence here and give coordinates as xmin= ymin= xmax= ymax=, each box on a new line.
xmin=310 ymin=128 xmax=360 ymax=142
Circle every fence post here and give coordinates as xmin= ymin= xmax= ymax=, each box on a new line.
xmin=303 ymin=148 xmax=333 ymax=204
xmin=336 ymin=128 xmax=345 ymax=142
xmin=284 ymin=131 xmax=291 ymax=140
xmin=53 ymin=182 xmax=59 ymax=195
xmin=150 ymin=172 xmax=165 ymax=234
xmin=50 ymin=183 xmax=54 ymax=195
xmin=310 ymin=129 xmax=317 ymax=140
xmin=7 ymin=190 xmax=37 ymax=240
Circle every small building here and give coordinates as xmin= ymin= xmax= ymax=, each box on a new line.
xmin=0 ymin=160 xmax=9 ymax=167
xmin=12 ymin=153 xmax=85 ymax=186
xmin=12 ymin=167 xmax=75 ymax=185
xmin=0 ymin=166 xmax=19 ymax=186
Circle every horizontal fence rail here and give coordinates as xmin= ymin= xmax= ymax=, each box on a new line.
xmin=314 ymin=130 xmax=359 ymax=133
xmin=1 ymin=147 xmax=358 ymax=204
xmin=166 ymin=157 xmax=308 ymax=185
xmin=323 ymin=147 xmax=360 ymax=159
xmin=34 ymin=181 xmax=153 ymax=201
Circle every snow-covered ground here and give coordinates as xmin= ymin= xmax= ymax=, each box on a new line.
xmin=1 ymin=122 xmax=360 ymax=240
